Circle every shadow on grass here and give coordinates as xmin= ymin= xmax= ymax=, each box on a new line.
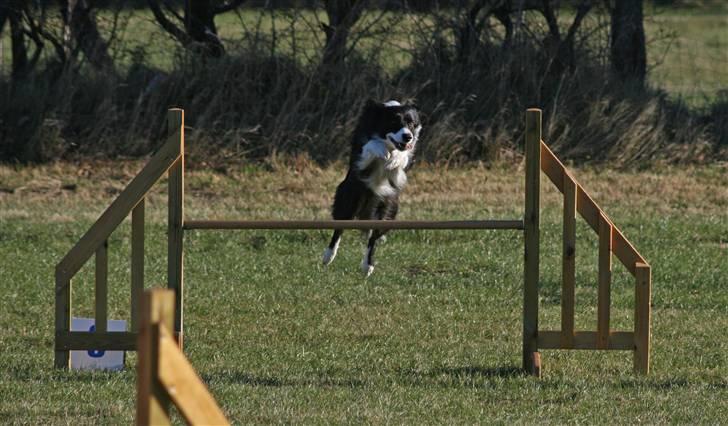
xmin=202 ymin=371 xmax=367 ymax=388
xmin=203 ymin=365 xmax=525 ymax=389
xmin=397 ymin=365 xmax=526 ymax=388
xmin=619 ymin=377 xmax=728 ymax=390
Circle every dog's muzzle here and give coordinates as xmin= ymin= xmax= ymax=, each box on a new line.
xmin=387 ymin=132 xmax=414 ymax=151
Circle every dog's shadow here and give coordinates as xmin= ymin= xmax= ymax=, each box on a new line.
xmin=204 ymin=365 xmax=524 ymax=390
xmin=397 ymin=365 xmax=525 ymax=388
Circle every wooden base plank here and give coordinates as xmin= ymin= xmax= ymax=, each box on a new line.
xmin=538 ymin=330 xmax=634 ymax=350
xmin=55 ymin=331 xmax=182 ymax=351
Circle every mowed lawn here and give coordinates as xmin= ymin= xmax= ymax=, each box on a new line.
xmin=0 ymin=160 xmax=727 ymax=423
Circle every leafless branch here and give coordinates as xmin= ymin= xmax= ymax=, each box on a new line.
xmin=147 ymin=0 xmax=192 ymax=46
xmin=214 ymin=0 xmax=247 ymax=15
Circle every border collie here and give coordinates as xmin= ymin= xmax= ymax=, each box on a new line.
xmin=322 ymin=99 xmax=422 ymax=277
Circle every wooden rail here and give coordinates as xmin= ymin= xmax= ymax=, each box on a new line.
xmin=137 ymin=289 xmax=228 ymax=426
xmin=184 ymin=219 xmax=524 ymax=230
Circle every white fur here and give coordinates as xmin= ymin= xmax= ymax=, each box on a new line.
xmin=386 ymin=149 xmax=411 ymax=171
xmin=322 ymin=238 xmax=340 ymax=265
xmin=384 ymin=100 xmax=401 ymax=107
xmin=357 ymin=138 xmax=390 ymax=170
xmin=356 ymin=137 xmax=415 ymax=197
xmin=361 ymin=247 xmax=374 ymax=277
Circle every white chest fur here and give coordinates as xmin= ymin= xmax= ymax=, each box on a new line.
xmin=356 ymin=138 xmax=412 ymax=197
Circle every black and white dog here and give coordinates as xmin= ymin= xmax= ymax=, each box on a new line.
xmin=322 ymin=99 xmax=422 ymax=277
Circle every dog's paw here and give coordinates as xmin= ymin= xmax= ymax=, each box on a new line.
xmin=365 ymin=140 xmax=390 ymax=160
xmin=361 ymin=262 xmax=375 ymax=278
xmin=322 ymin=246 xmax=337 ymax=265
xmin=374 ymin=144 xmax=390 ymax=160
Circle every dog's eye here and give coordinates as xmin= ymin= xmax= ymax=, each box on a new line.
xmin=403 ymin=114 xmax=414 ymax=124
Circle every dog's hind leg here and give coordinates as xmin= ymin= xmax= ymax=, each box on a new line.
xmin=361 ymin=230 xmax=385 ymax=277
xmin=323 ymin=181 xmax=360 ymax=265
xmin=323 ymin=229 xmax=343 ymax=265
xmin=360 ymin=197 xmax=399 ymax=277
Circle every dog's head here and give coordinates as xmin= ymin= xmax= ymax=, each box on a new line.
xmin=359 ymin=99 xmax=422 ymax=151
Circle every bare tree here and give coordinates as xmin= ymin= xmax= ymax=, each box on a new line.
xmin=446 ymin=0 xmax=593 ymax=71
xmin=0 ymin=0 xmax=44 ymax=79
xmin=60 ymin=0 xmax=115 ymax=73
xmin=321 ymin=0 xmax=368 ymax=65
xmin=608 ymin=0 xmax=646 ymax=84
xmin=148 ymin=0 xmax=247 ymax=57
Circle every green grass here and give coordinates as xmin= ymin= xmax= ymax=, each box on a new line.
xmin=1 ymin=162 xmax=727 ymax=423
xmin=646 ymin=10 xmax=728 ymax=106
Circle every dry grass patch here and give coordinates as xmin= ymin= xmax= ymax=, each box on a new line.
xmin=2 ymin=160 xmax=727 ymax=222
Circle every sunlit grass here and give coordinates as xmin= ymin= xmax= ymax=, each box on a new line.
xmin=0 ymin=161 xmax=727 ymax=422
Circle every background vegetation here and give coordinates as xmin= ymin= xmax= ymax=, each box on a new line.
xmin=0 ymin=1 xmax=726 ymax=165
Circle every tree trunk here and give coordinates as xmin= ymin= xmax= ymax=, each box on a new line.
xmin=185 ymin=0 xmax=224 ymax=57
xmin=610 ymin=0 xmax=646 ymax=84
xmin=62 ymin=0 xmax=115 ymax=73
xmin=7 ymin=0 xmax=29 ymax=79
xmin=321 ymin=0 xmax=366 ymax=65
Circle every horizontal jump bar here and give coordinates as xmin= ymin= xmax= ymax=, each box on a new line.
xmin=183 ymin=219 xmax=524 ymax=231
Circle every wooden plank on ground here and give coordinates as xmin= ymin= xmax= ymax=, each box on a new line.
xmin=538 ymin=330 xmax=634 ymax=350
xmin=55 ymin=331 xmax=138 ymax=350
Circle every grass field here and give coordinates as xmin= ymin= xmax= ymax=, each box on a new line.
xmin=1 ymin=159 xmax=727 ymax=423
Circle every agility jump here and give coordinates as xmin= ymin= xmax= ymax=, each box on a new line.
xmin=54 ymin=108 xmax=651 ymax=376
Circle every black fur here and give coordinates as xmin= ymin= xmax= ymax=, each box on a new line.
xmin=323 ymin=99 xmax=422 ymax=275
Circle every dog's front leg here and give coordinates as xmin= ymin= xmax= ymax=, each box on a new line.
xmin=357 ymin=139 xmax=390 ymax=170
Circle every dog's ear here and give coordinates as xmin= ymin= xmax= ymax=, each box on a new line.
xmin=364 ymin=98 xmax=381 ymax=110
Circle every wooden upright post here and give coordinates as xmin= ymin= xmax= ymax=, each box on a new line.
xmin=137 ymin=289 xmax=175 ymax=425
xmin=561 ymin=175 xmax=577 ymax=348
xmin=131 ymin=199 xmax=145 ymax=332
xmin=167 ymin=109 xmax=185 ymax=348
xmin=54 ymin=271 xmax=71 ymax=368
xmin=95 ymin=240 xmax=109 ymax=333
xmin=634 ymin=263 xmax=651 ymax=373
xmin=524 ymin=108 xmax=541 ymax=376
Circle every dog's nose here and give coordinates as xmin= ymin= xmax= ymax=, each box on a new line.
xmin=402 ymin=132 xmax=413 ymax=142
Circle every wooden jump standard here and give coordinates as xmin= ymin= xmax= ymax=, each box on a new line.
xmin=54 ymin=108 xmax=652 ymax=377
xmin=137 ymin=288 xmax=228 ymax=425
